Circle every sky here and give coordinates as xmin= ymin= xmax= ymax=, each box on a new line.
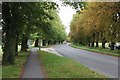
xmin=58 ymin=2 xmax=76 ymax=35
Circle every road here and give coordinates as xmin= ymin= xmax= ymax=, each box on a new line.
xmin=53 ymin=44 xmax=119 ymax=78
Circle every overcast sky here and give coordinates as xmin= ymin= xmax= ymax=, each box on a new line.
xmin=58 ymin=2 xmax=76 ymax=35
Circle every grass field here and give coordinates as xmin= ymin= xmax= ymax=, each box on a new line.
xmin=2 ymin=51 xmax=29 ymax=78
xmin=39 ymin=51 xmax=107 ymax=78
xmin=70 ymin=44 xmax=120 ymax=57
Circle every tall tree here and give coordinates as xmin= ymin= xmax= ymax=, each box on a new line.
xmin=69 ymin=2 xmax=120 ymax=50
xmin=2 ymin=2 xmax=58 ymax=64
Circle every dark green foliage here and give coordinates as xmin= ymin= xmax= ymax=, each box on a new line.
xmin=2 ymin=2 xmax=66 ymax=65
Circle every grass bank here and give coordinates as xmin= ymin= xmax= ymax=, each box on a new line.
xmin=2 ymin=51 xmax=29 ymax=78
xmin=39 ymin=51 xmax=107 ymax=78
xmin=70 ymin=44 xmax=120 ymax=57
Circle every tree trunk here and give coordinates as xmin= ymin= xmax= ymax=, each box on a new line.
xmin=88 ymin=40 xmax=91 ymax=47
xmin=53 ymin=41 xmax=56 ymax=44
xmin=42 ymin=39 xmax=46 ymax=46
xmin=110 ymin=42 xmax=115 ymax=50
xmin=21 ymin=34 xmax=28 ymax=52
xmin=2 ymin=30 xmax=16 ymax=65
xmin=91 ymin=41 xmax=94 ymax=47
xmin=46 ymin=40 xmax=48 ymax=46
xmin=88 ymin=42 xmax=90 ymax=47
xmin=102 ymin=41 xmax=106 ymax=48
xmin=34 ymin=38 xmax=39 ymax=47
xmin=15 ymin=41 xmax=18 ymax=55
xmin=15 ymin=35 xmax=18 ymax=55
xmin=48 ymin=40 xmax=50 ymax=45
xmin=51 ymin=40 xmax=53 ymax=45
xmin=96 ymin=41 xmax=99 ymax=47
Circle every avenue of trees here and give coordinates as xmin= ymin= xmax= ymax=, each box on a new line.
xmin=2 ymin=2 xmax=66 ymax=65
xmin=69 ymin=2 xmax=120 ymax=50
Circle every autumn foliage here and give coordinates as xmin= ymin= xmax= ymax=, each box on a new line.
xmin=69 ymin=2 xmax=120 ymax=50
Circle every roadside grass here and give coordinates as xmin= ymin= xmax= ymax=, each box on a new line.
xmin=2 ymin=51 xmax=29 ymax=78
xmin=70 ymin=44 xmax=120 ymax=57
xmin=39 ymin=51 xmax=107 ymax=78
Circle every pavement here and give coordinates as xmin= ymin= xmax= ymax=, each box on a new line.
xmin=41 ymin=47 xmax=63 ymax=57
xmin=53 ymin=44 xmax=119 ymax=78
xmin=21 ymin=48 xmax=44 ymax=78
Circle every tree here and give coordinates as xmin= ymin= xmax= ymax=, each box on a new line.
xmin=69 ymin=2 xmax=120 ymax=50
xmin=2 ymin=2 xmax=58 ymax=64
xmin=2 ymin=3 xmax=26 ymax=64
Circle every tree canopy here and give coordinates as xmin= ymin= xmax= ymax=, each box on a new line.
xmin=69 ymin=2 xmax=120 ymax=49
xmin=2 ymin=2 xmax=66 ymax=64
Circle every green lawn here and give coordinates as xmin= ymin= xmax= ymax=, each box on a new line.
xmin=70 ymin=44 xmax=120 ymax=57
xmin=39 ymin=51 xmax=107 ymax=78
xmin=2 ymin=51 xmax=29 ymax=78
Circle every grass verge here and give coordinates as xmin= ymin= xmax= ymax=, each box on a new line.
xmin=2 ymin=51 xmax=29 ymax=78
xmin=70 ymin=44 xmax=120 ymax=57
xmin=39 ymin=51 xmax=107 ymax=78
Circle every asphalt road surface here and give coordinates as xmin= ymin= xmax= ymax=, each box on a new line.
xmin=53 ymin=44 xmax=119 ymax=78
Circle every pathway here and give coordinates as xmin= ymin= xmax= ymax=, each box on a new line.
xmin=21 ymin=48 xmax=44 ymax=78
xmin=41 ymin=47 xmax=63 ymax=57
